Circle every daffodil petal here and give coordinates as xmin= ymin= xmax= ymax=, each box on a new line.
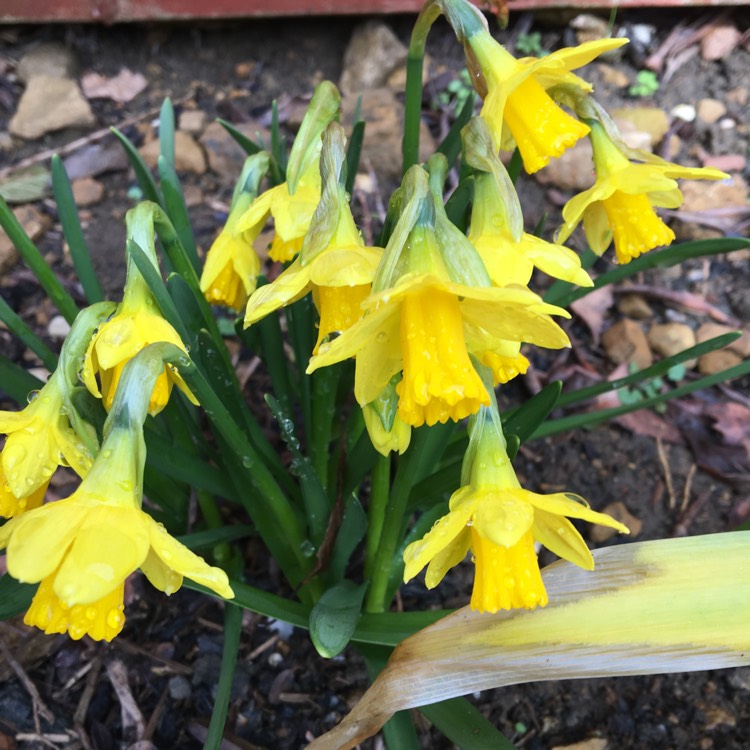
xmin=148 ymin=519 xmax=234 ymax=598
xmin=532 ymin=509 xmax=594 ymax=570
xmin=525 ymin=491 xmax=630 ymax=533
xmin=141 ymin=548 xmax=183 ymax=595
xmin=244 ymin=261 xmax=311 ymax=326
xmin=425 ymin=527 xmax=471 ymax=588
xmin=53 ymin=506 xmax=150 ymax=604
xmin=403 ymin=497 xmax=477 ymax=583
xmin=582 ymin=200 xmax=612 ymax=256
xmin=473 ymin=496 xmax=534 ymax=549
xmin=6 ymin=500 xmax=87 ymax=582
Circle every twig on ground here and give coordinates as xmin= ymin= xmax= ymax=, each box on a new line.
xmin=105 ymin=659 xmax=146 ymax=741
xmin=0 ymin=635 xmax=55 ymax=727
xmin=73 ymin=652 xmax=103 ymax=726
xmin=143 ymin=685 xmax=170 ymax=741
xmin=681 ymin=463 xmax=697 ymax=512
xmin=657 ymin=437 xmax=677 ymax=509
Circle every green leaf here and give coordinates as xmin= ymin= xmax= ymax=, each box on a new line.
xmin=545 ymin=238 xmax=750 ymax=307
xmin=535 ymin=357 xmax=750 ymax=439
xmin=345 ymin=119 xmax=365 ymax=195
xmin=502 ymin=381 xmax=562 ymax=444
xmin=111 ymin=126 xmax=163 ymax=206
xmin=0 ymin=197 xmax=79 ymax=324
xmin=421 ymin=698 xmax=517 ymax=750
xmin=51 ymin=155 xmax=104 ymax=303
xmin=0 ymin=165 xmax=49 ymax=204
xmin=203 ymin=602 xmax=242 ymax=750
xmin=444 ymin=177 xmax=474 ymax=231
xmin=0 ymin=573 xmax=36 ymax=619
xmin=216 ymin=118 xmax=263 ymax=156
xmin=556 ymin=333 xmax=740 ymax=408
xmin=266 ymin=394 xmax=330 ymax=546
xmin=158 ymin=155 xmax=199 ymax=271
xmin=178 ymin=525 xmax=254 ymax=550
xmin=159 ymin=98 xmax=176 ymax=167
xmin=310 ymin=580 xmax=368 ymax=657
xmin=0 ymin=356 xmax=44 ymax=403
xmin=328 ymin=495 xmax=368 ymax=582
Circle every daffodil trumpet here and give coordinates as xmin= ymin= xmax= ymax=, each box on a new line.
xmin=308 ymin=531 xmax=750 ymax=750
xmin=0 ymin=343 xmax=233 ymax=641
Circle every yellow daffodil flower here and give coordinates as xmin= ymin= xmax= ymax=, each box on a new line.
xmin=200 ymin=153 xmax=270 ymax=311
xmin=0 ymin=372 xmax=92 ymax=505
xmin=0 ymin=431 xmax=233 ymax=641
xmin=245 ymin=123 xmax=382 ymax=354
xmin=404 ymin=406 xmax=628 ymax=612
xmin=467 ymin=31 xmax=627 ymax=173
xmin=469 ymin=172 xmax=593 ymax=288
xmin=557 ymin=121 xmax=728 ymax=263
xmin=308 ymin=269 xmax=569 ymax=428
xmin=362 ymin=403 xmax=411 ymax=456
xmin=82 ymin=294 xmax=196 ymax=416
xmin=236 ymin=161 xmax=322 ymax=263
xmin=235 ymin=81 xmax=341 ymax=263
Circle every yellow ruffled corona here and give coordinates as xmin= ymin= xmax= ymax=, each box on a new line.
xmin=308 ymin=271 xmax=570 ymax=428
xmin=0 ymin=434 xmax=233 ymax=641
xmin=200 ymin=207 xmax=263 ymax=312
xmin=467 ymin=32 xmax=627 ymax=173
xmin=82 ymin=290 xmax=196 ymax=416
xmin=403 ymin=406 xmax=629 ymax=612
xmin=558 ymin=121 xmax=728 ymax=263
xmin=0 ymin=374 xmax=92 ymax=505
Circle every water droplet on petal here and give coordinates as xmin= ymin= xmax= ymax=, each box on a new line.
xmin=106 ymin=608 xmax=124 ymax=630
xmin=26 ymin=390 xmax=40 ymax=404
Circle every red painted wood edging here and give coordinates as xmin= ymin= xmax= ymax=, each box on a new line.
xmin=1 ymin=0 xmax=744 ymax=23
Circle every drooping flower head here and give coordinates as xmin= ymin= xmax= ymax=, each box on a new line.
xmin=463 ymin=117 xmax=593 ymax=289
xmin=308 ymin=163 xmax=570 ymax=430
xmin=236 ymin=81 xmax=342 ymax=263
xmin=557 ymin=118 xmax=728 ymax=264
xmin=82 ymin=203 xmax=197 ymax=416
xmin=0 ymin=303 xmax=116 ymax=516
xmin=200 ymin=152 xmax=271 ymax=311
xmin=244 ymin=122 xmax=382 ymax=354
xmin=1 ymin=344 xmax=233 ymax=641
xmin=462 ymin=22 xmax=627 ymax=173
xmin=403 ymin=389 xmax=629 ymax=613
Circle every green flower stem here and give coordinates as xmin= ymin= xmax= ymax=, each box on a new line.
xmin=310 ymin=365 xmax=342 ymax=490
xmin=365 ymin=422 xmax=454 ymax=613
xmin=365 ymin=454 xmax=391 ymax=579
xmin=0 ymin=197 xmax=79 ymax=324
xmin=403 ymin=3 xmax=441 ymax=173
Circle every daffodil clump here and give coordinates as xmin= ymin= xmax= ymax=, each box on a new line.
xmin=0 ymin=0 xmax=734 ymax=676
